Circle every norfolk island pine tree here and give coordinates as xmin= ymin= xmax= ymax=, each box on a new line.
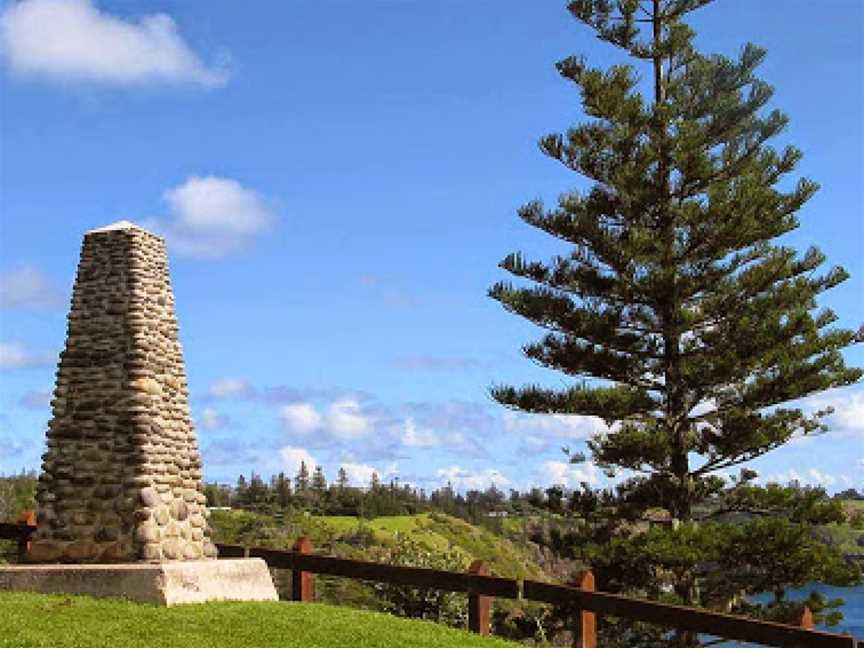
xmin=489 ymin=1 xmax=863 ymax=646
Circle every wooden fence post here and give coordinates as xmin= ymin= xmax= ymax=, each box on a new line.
xmin=468 ymin=560 xmax=491 ymax=635
xmin=799 ymin=605 xmax=814 ymax=630
xmin=17 ymin=510 xmax=36 ymax=559
xmin=571 ymin=570 xmax=597 ymax=648
xmin=291 ymin=536 xmax=314 ymax=602
xmin=797 ymin=606 xmax=858 ymax=648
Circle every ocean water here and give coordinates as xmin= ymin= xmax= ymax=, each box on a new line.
xmin=705 ymin=583 xmax=863 ymax=645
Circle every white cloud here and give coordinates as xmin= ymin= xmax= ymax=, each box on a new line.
xmin=541 ymin=461 xmax=602 ymax=488
xmin=0 ymin=341 xmax=53 ymax=369
xmin=0 ymin=265 xmax=64 ymax=310
xmin=327 ymin=399 xmax=372 ymax=439
xmin=826 ymin=393 xmax=864 ymax=435
xmin=503 ymin=412 xmax=609 ymax=440
xmin=280 ymin=403 xmax=322 ymax=435
xmin=435 ymin=465 xmax=511 ymax=491
xmin=522 ymin=434 xmax=551 ymax=451
xmin=401 ymin=418 xmax=440 ymax=448
xmin=763 ymin=467 xmax=837 ymax=488
xmin=279 ymin=446 xmax=317 ymax=476
xmin=144 ymin=176 xmax=277 ymax=259
xmin=0 ymin=0 xmax=228 ymax=87
xmin=207 ymin=377 xmax=255 ymax=400
xmin=340 ymin=462 xmax=377 ymax=485
xmin=279 ymin=399 xmax=372 ymax=440
xmin=164 ymin=177 xmax=272 ymax=235
xmin=805 ymin=468 xmax=836 ymax=487
xmin=0 ymin=436 xmax=25 ymax=460
xmin=802 ymin=388 xmax=864 ymax=436
xmin=339 ymin=462 xmax=398 ymax=486
xmin=278 ymin=398 xmax=487 ymax=459
xmin=198 ymin=407 xmax=229 ymax=432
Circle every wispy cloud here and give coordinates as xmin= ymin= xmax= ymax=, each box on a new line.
xmin=280 ymin=399 xmax=372 ymax=440
xmin=18 ymin=389 xmax=52 ymax=410
xmin=196 ymin=407 xmax=230 ymax=432
xmin=541 ymin=461 xmax=602 ymax=488
xmin=144 ymin=176 xmax=277 ymax=259
xmin=278 ymin=446 xmax=318 ymax=476
xmin=0 ymin=265 xmax=65 ymax=310
xmin=339 ymin=461 xmax=398 ymax=487
xmin=261 ymin=385 xmax=372 ymax=405
xmin=279 ymin=403 xmax=322 ymax=434
xmin=401 ymin=418 xmax=441 ymax=448
xmin=205 ymin=377 xmax=257 ymax=400
xmin=0 ymin=341 xmax=53 ymax=369
xmin=762 ymin=467 xmax=840 ymax=488
xmin=435 ymin=465 xmax=511 ymax=490
xmin=0 ymin=0 xmax=229 ymax=87
xmin=502 ymin=411 xmax=609 ymax=440
xmin=389 ymin=355 xmax=492 ymax=371
xmin=272 ymin=391 xmax=495 ymax=464
xmin=808 ymin=388 xmax=864 ymax=437
xmin=358 ymin=274 xmax=416 ymax=307
xmin=0 ymin=435 xmax=26 ymax=460
xmin=202 ymin=378 xmax=372 ymax=407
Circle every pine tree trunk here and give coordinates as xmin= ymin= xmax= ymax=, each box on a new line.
xmin=652 ymin=2 xmax=699 ymax=645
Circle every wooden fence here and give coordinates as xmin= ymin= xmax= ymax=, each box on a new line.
xmin=1 ymin=518 xmax=860 ymax=647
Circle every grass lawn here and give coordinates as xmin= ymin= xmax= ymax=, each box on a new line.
xmin=313 ymin=514 xmax=434 ymax=540
xmin=0 ymin=592 xmax=521 ymax=648
xmin=308 ymin=513 xmax=548 ymax=580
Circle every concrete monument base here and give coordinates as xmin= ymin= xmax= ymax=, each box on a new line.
xmin=0 ymin=559 xmax=278 ymax=606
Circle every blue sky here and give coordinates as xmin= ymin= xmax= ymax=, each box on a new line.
xmin=1 ymin=0 xmax=861 ymax=494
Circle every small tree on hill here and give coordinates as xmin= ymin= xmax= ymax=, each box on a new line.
xmin=234 ymin=474 xmax=249 ymax=508
xmin=294 ymin=461 xmax=310 ymax=492
xmin=336 ymin=467 xmax=349 ymax=491
xmin=311 ymin=465 xmax=328 ymax=511
xmin=272 ymin=472 xmax=292 ymax=510
xmin=490 ymin=1 xmax=862 ymax=645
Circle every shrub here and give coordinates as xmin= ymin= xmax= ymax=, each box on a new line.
xmin=370 ymin=533 xmax=470 ymax=628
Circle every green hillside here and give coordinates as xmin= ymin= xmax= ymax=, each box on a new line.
xmin=0 ymin=592 xmax=521 ymax=648
xmin=209 ymin=510 xmax=548 ymax=582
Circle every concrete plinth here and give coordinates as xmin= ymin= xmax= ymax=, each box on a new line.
xmin=0 ymin=559 xmax=278 ymax=606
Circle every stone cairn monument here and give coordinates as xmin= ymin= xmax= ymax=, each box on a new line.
xmin=1 ymin=221 xmax=277 ymax=604
xmin=28 ymin=221 xmax=216 ymax=564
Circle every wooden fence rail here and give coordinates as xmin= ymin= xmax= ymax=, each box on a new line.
xmin=1 ymin=519 xmax=860 ymax=647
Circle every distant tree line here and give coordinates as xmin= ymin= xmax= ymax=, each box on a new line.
xmin=204 ymin=464 xmax=864 ymax=534
xmin=0 ymin=470 xmax=860 ymax=528
xmin=201 ymin=463 xmax=622 ymax=527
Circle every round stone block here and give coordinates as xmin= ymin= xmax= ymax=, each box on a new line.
xmin=139 ymin=487 xmax=160 ymax=507
xmin=135 ymin=523 xmax=160 ymax=544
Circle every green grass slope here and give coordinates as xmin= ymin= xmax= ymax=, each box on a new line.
xmin=311 ymin=512 xmax=547 ymax=581
xmin=0 ymin=592 xmax=521 ymax=648
xmin=209 ymin=510 xmax=547 ymax=583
